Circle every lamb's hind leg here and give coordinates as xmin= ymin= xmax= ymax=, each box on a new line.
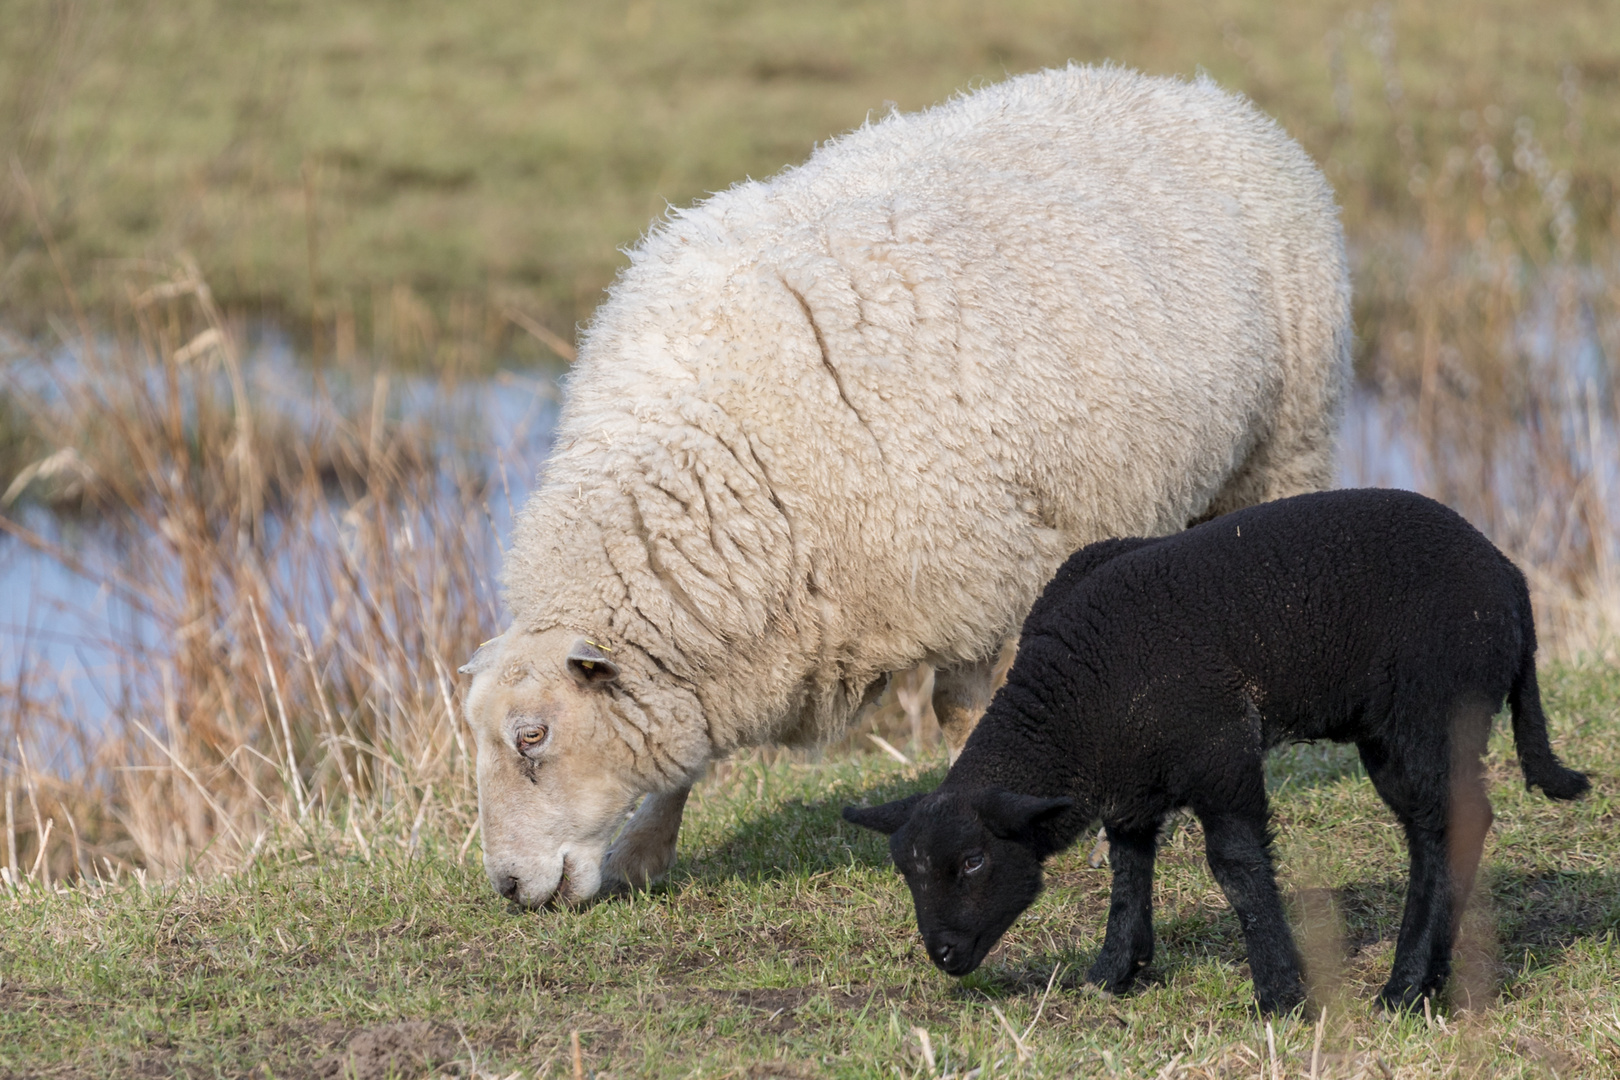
xmin=933 ymin=638 xmax=1017 ymax=761
xmin=1200 ymin=808 xmax=1306 ymax=1016
xmin=601 ymin=786 xmax=693 ymax=891
xmin=1086 ymin=824 xmax=1158 ymax=993
xmin=1360 ymin=720 xmax=1493 ymax=1010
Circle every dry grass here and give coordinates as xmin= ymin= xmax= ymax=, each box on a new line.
xmin=0 ymin=259 xmax=516 ymax=886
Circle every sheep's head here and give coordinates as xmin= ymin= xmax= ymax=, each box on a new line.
xmin=462 ymin=628 xmax=709 ymax=908
xmin=843 ymin=789 xmax=1072 ymax=976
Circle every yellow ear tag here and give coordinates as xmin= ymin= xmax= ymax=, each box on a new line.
xmin=583 ymin=639 xmax=614 ymax=652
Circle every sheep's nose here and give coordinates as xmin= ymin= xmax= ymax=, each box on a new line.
xmin=496 ymin=873 xmax=521 ymax=901
xmin=935 ymin=942 xmax=954 ymax=965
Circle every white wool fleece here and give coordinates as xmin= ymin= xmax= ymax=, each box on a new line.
xmin=503 ymin=63 xmax=1351 ymax=768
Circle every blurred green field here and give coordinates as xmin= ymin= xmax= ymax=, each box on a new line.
xmin=4 ymin=0 xmax=1619 ymax=356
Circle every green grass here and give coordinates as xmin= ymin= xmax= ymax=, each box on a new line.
xmin=2 ymin=664 xmax=1615 ymax=1078
xmin=5 ymin=0 xmax=1620 ymax=350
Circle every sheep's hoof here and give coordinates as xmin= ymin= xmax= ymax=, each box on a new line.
xmin=601 ymin=842 xmax=677 ymax=893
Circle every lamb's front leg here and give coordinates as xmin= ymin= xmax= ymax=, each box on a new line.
xmin=601 ymin=786 xmax=692 ymax=891
xmin=1200 ymin=810 xmax=1305 ymax=1016
xmin=1086 ymin=824 xmax=1158 ymax=993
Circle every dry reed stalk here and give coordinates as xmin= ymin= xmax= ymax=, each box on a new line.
xmin=4 ymin=783 xmax=15 ymax=879
xmin=130 ymin=720 xmax=246 ymax=854
xmin=296 ymin=622 xmax=358 ymax=805
xmin=1310 ymin=1007 xmax=1326 ymax=1080
xmin=14 ymin=738 xmax=47 ymax=882
xmin=505 ymin=306 xmax=577 ymax=363
xmin=248 ymin=595 xmax=305 ymax=815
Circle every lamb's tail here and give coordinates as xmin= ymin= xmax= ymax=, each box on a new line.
xmin=1508 ymin=602 xmax=1590 ymax=801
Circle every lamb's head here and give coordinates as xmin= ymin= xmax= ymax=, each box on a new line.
xmin=843 ymin=789 xmax=1073 ymax=976
xmin=463 ymin=628 xmax=710 ymax=908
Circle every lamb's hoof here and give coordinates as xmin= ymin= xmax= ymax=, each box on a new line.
xmin=1375 ymin=981 xmax=1432 ymax=1014
xmin=1254 ymin=984 xmax=1307 ymax=1017
xmin=1084 ymin=956 xmax=1147 ymax=995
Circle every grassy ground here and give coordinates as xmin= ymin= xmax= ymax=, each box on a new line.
xmin=2 ymin=5 xmax=1619 ymax=1075
xmin=4 ymin=0 xmax=1619 ymax=349
xmin=2 ymin=664 xmax=1613 ymax=1079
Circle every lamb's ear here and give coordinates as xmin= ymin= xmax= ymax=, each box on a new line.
xmin=842 ymin=793 xmax=926 ymax=836
xmin=566 ymin=638 xmax=620 ymax=687
xmin=458 ymin=636 xmax=503 ymax=676
xmin=974 ymin=790 xmax=1075 ymax=857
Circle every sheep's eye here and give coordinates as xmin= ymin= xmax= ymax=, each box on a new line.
xmin=962 ymin=853 xmax=985 ymax=875
xmin=515 ymin=725 xmax=548 ymax=754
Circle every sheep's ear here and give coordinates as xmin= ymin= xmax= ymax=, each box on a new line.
xmin=459 ymin=636 xmax=503 ymax=676
xmin=974 ymin=790 xmax=1074 ymax=857
xmin=566 ymin=638 xmax=620 ymax=687
xmin=842 ymin=793 xmax=926 ymax=836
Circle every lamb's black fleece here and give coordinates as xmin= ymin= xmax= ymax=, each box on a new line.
xmin=847 ymin=488 xmax=1589 ymax=1014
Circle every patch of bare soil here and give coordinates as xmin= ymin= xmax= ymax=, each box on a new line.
xmin=313 ymin=1021 xmax=461 ymax=1080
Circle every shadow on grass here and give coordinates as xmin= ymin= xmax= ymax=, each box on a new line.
xmin=928 ymin=864 xmax=1620 ymax=1007
xmin=651 ymin=753 xmax=1611 ymax=1013
xmin=676 ymin=738 xmax=1370 ymax=893
xmin=675 ymin=765 xmax=949 ymax=887
xmin=1265 ymin=739 xmax=1367 ymax=793
xmin=1333 ymin=864 xmax=1618 ymax=958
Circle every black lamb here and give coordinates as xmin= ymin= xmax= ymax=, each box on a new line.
xmin=845 ymin=488 xmax=1589 ymax=1014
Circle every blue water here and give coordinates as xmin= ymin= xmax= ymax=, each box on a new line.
xmin=0 ymin=331 xmax=561 ymax=749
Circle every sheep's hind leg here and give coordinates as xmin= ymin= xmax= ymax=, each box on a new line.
xmin=1086 ymin=824 xmax=1158 ymax=993
xmin=934 ymin=638 xmax=1017 ymax=761
xmin=601 ymin=786 xmax=693 ymax=892
xmin=1200 ymin=809 xmax=1306 ymax=1016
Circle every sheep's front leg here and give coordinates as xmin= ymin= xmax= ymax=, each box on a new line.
xmin=1200 ymin=809 xmax=1305 ymax=1016
xmin=933 ymin=639 xmax=1017 ymax=761
xmin=601 ymin=786 xmax=692 ymax=891
xmin=1086 ymin=824 xmax=1158 ymax=992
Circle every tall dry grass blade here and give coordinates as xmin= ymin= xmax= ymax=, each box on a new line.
xmin=296 ymin=623 xmax=357 ymax=805
xmin=989 ymin=1004 xmax=1029 ymax=1064
xmin=28 ymin=818 xmax=52 ymax=886
xmin=15 ymin=738 xmax=46 ymax=880
xmin=8 ymin=155 xmax=95 ymax=357
xmin=1310 ymin=1006 xmax=1326 ymax=1080
xmin=4 ymin=783 xmax=15 ymax=879
xmin=248 ymin=595 xmax=305 ymax=815
xmin=407 ymin=784 xmax=433 ymax=857
xmin=505 ymin=307 xmax=576 ymax=362
xmin=130 ymin=720 xmax=246 ymax=853
xmin=62 ymin=804 xmax=85 ymax=883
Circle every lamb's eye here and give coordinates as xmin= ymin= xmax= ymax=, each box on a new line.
xmin=515 ymin=725 xmax=548 ymax=754
xmin=962 ymin=853 xmax=985 ymax=875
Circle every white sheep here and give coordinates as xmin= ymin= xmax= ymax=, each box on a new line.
xmin=463 ymin=63 xmax=1351 ymax=907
